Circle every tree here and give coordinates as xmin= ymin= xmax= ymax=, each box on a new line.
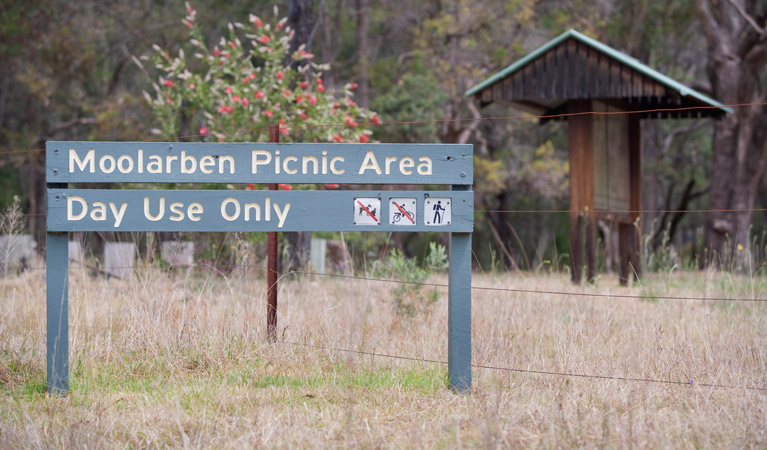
xmin=139 ymin=2 xmax=377 ymax=268
xmin=697 ymin=0 xmax=767 ymax=265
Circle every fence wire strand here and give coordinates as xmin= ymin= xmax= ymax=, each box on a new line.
xmin=281 ymin=341 xmax=767 ymax=392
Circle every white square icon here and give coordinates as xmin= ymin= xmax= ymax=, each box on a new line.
xmin=424 ymin=197 xmax=451 ymax=226
xmin=353 ymin=197 xmax=381 ymax=225
xmin=389 ymin=198 xmax=417 ymax=226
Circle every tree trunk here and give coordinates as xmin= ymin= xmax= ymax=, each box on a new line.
xmin=355 ymin=0 xmax=369 ymax=107
xmin=285 ymin=0 xmax=316 ymax=270
xmin=697 ymin=0 xmax=767 ymax=267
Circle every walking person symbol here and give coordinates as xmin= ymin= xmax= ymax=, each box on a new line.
xmin=432 ymin=201 xmax=445 ymax=224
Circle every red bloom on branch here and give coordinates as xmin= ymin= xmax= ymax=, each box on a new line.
xmin=259 ymin=35 xmax=270 ymax=44
xmin=183 ymin=19 xmax=193 ymax=28
xmin=280 ymin=126 xmax=289 ymax=135
xmin=232 ymin=95 xmax=240 ymax=103
xmin=229 ymin=41 xmax=236 ymax=48
xmin=199 ymin=127 xmax=208 ymax=136
xmin=295 ymin=95 xmax=303 ymax=103
xmin=255 ymin=91 xmax=264 ymax=99
xmin=188 ymin=83 xmax=195 ymax=89
xmin=325 ymin=184 xmax=339 ymax=189
xmin=370 ymin=114 xmax=381 ymax=125
xmin=309 ymin=96 xmax=317 ymax=106
xmin=350 ymin=83 xmax=358 ymax=90
xmin=279 ymin=118 xmax=285 ymax=125
xmin=300 ymin=81 xmax=308 ymax=90
xmin=332 ymin=134 xmax=343 ymax=142
xmin=316 ymin=78 xmax=323 ymax=85
xmin=278 ymin=183 xmax=292 ymax=190
xmin=265 ymin=110 xmax=273 ymax=117
xmin=299 ymin=111 xmax=309 ymax=120
xmin=213 ymin=47 xmax=220 ymax=57
xmin=246 ymin=183 xmax=256 ymax=190
xmin=359 ymin=134 xmax=368 ymax=143
xmin=225 ymin=86 xmax=233 ymax=94
xmin=277 ymin=23 xmax=284 ymax=30
xmin=242 ymin=98 xmax=249 ymax=106
xmin=276 ymin=71 xmax=284 ymax=80
xmin=318 ymin=85 xmax=325 ymax=93
xmin=344 ymin=116 xmax=357 ymax=127
xmin=253 ymin=17 xmax=263 ymax=27
xmin=164 ymin=79 xmax=174 ymax=87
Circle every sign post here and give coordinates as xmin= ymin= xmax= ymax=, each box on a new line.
xmin=45 ymin=141 xmax=474 ymax=393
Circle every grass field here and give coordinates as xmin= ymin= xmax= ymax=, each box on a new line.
xmin=1 ymin=265 xmax=766 ymax=448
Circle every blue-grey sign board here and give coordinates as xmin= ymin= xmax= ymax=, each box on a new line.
xmin=46 ymin=141 xmax=473 ymax=185
xmin=47 ymin=189 xmax=474 ymax=232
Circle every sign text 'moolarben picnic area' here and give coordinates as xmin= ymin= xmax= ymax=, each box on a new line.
xmin=45 ymin=141 xmax=474 ymax=395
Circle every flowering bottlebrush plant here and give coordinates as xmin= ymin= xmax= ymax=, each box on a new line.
xmin=135 ymin=3 xmax=379 ymax=145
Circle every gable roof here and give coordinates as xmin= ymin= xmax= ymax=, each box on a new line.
xmin=465 ymin=29 xmax=731 ymax=117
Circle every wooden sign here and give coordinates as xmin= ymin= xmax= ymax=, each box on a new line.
xmin=47 ymin=189 xmax=474 ymax=232
xmin=45 ymin=141 xmax=474 ymax=395
xmin=46 ymin=141 xmax=473 ymax=185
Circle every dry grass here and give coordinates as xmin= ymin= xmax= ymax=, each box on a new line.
xmin=1 ymin=265 xmax=766 ymax=448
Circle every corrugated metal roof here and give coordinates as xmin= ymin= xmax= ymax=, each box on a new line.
xmin=465 ymin=29 xmax=731 ymax=114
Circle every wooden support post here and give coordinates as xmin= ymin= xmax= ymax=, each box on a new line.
xmin=618 ymin=222 xmax=631 ymax=285
xmin=567 ymin=100 xmax=595 ymax=284
xmin=628 ymin=113 xmax=642 ymax=280
xmin=267 ymin=125 xmax=279 ymax=343
xmin=448 ymin=184 xmax=472 ymax=392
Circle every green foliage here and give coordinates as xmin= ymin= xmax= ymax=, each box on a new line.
xmin=138 ymin=3 xmax=377 ymax=145
xmin=372 ymin=243 xmax=447 ymax=316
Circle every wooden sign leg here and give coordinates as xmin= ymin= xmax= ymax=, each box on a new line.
xmin=569 ymin=214 xmax=583 ymax=284
xmin=46 ymin=231 xmax=69 ymax=395
xmin=448 ymin=185 xmax=471 ymax=392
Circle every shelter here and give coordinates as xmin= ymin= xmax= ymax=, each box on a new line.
xmin=466 ymin=29 xmax=730 ymax=284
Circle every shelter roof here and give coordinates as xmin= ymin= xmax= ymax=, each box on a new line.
xmin=465 ymin=29 xmax=730 ymax=119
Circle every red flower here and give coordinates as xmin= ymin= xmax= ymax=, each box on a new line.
xmin=359 ymin=134 xmax=368 ymax=143
xmin=188 ymin=83 xmax=195 ymax=89
xmin=299 ymin=111 xmax=309 ymax=120
xmin=325 ymin=184 xmax=339 ymax=189
xmin=350 ymin=83 xmax=358 ymax=89
xmin=188 ymin=6 xmax=194 ymax=13
xmin=246 ymin=183 xmax=256 ymax=190
xmin=255 ymin=91 xmax=264 ymax=99
xmin=218 ymin=105 xmax=234 ymax=114
xmin=346 ymin=97 xmax=356 ymax=107
xmin=249 ymin=73 xmax=256 ymax=80
xmin=229 ymin=41 xmax=236 ymax=48
xmin=183 ymin=19 xmax=193 ymax=28
xmin=253 ymin=17 xmax=263 ymax=27
xmin=309 ymin=96 xmax=317 ymax=106
xmin=265 ymin=110 xmax=273 ymax=117
xmin=232 ymin=95 xmax=240 ymax=103
xmin=279 ymin=118 xmax=285 ymax=125
xmin=164 ymin=79 xmax=174 ymax=87
xmin=277 ymin=23 xmax=284 ymax=30
xmin=318 ymin=85 xmax=325 ymax=93
xmin=370 ymin=114 xmax=381 ymax=125
xmin=242 ymin=98 xmax=250 ymax=106
xmin=344 ymin=116 xmax=357 ymax=127
xmin=300 ymin=81 xmax=308 ymax=90
xmin=332 ymin=134 xmax=343 ymax=142
xmin=295 ymin=95 xmax=303 ymax=103
xmin=278 ymin=183 xmax=292 ymax=190
xmin=199 ymin=127 xmax=208 ymax=136
xmin=225 ymin=86 xmax=233 ymax=94
xmin=259 ymin=35 xmax=270 ymax=44
xmin=333 ymin=101 xmax=340 ymax=108
xmin=316 ymin=78 xmax=323 ymax=85
xmin=279 ymin=126 xmax=289 ymax=135
xmin=213 ymin=47 xmax=220 ymax=57
xmin=276 ymin=71 xmax=284 ymax=80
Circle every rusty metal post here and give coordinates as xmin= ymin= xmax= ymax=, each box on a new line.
xmin=267 ymin=124 xmax=279 ymax=342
